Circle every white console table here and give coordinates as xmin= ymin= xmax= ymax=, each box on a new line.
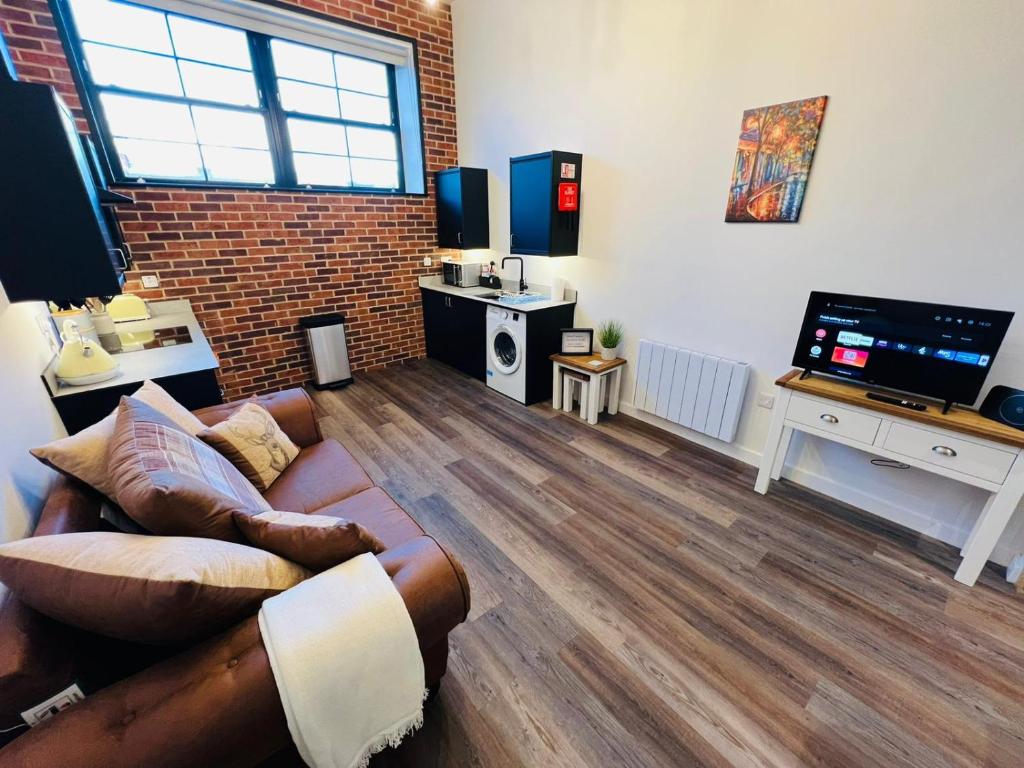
xmin=756 ymin=370 xmax=1024 ymax=586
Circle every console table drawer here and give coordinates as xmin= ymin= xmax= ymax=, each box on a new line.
xmin=883 ymin=423 xmax=1015 ymax=484
xmin=787 ymin=395 xmax=881 ymax=445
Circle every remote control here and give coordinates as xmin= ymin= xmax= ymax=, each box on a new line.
xmin=866 ymin=392 xmax=927 ymax=411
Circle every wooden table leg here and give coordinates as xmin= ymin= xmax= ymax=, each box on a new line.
xmin=586 ymin=373 xmax=601 ymax=425
xmin=770 ymin=425 xmax=794 ymax=481
xmin=607 ymin=368 xmax=621 ymax=415
xmin=955 ymin=458 xmax=1024 ymax=585
xmin=755 ymin=388 xmax=790 ymax=494
xmin=551 ymin=363 xmax=562 ymax=410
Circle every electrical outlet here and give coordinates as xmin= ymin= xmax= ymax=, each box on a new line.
xmin=140 ymin=275 xmax=160 ymax=289
xmin=757 ymin=392 xmax=775 ymax=409
xmin=422 ymin=255 xmax=432 ymax=267
xmin=20 ymin=684 xmax=84 ymax=727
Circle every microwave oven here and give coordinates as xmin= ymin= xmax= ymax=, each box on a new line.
xmin=442 ymin=261 xmax=481 ymax=288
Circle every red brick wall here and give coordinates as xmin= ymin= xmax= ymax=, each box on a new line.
xmin=0 ymin=0 xmax=454 ymax=398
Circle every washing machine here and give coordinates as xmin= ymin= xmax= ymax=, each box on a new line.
xmin=486 ymin=305 xmax=527 ymax=402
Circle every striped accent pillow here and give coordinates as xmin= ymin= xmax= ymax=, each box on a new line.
xmin=109 ymin=397 xmax=271 ymax=542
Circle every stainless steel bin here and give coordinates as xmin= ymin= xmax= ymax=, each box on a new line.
xmin=299 ymin=313 xmax=353 ymax=389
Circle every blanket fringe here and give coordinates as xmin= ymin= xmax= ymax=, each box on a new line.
xmin=351 ymin=688 xmax=429 ymax=768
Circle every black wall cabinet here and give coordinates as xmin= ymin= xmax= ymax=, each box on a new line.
xmin=510 ymin=150 xmax=582 ymax=256
xmin=436 ymin=167 xmax=489 ymax=249
xmin=421 ymin=289 xmax=486 ymax=380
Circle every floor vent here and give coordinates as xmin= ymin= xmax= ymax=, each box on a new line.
xmin=633 ymin=340 xmax=750 ymax=443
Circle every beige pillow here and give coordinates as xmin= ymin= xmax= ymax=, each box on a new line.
xmin=108 ymin=398 xmax=271 ymax=542
xmin=0 ymin=532 xmax=309 ymax=644
xmin=199 ymin=402 xmax=300 ymax=491
xmin=31 ymin=380 xmax=207 ymax=499
xmin=234 ymin=510 xmax=385 ymax=572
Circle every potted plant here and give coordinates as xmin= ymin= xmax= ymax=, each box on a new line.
xmin=597 ymin=320 xmax=623 ymax=361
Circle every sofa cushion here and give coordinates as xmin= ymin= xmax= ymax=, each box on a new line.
xmin=314 ymin=487 xmax=424 ymax=549
xmin=234 ymin=510 xmax=385 ymax=573
xmin=109 ymin=398 xmax=271 ymax=542
xmin=30 ymin=380 xmax=207 ymax=500
xmin=198 ymin=402 xmax=300 ymax=492
xmin=0 ymin=532 xmax=309 ymax=645
xmin=262 ymin=439 xmax=373 ymax=513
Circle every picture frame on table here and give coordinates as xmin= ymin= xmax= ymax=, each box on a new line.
xmin=560 ymin=328 xmax=594 ymax=356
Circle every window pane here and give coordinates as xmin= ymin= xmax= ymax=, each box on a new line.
xmin=114 ymin=137 xmax=204 ymax=180
xmin=270 ymin=39 xmax=334 ymax=86
xmin=69 ymin=0 xmax=172 ymax=54
xmin=346 ymin=126 xmax=397 ymax=159
xmin=278 ymin=80 xmax=339 ymax=117
xmin=339 ymin=91 xmax=390 ymax=125
xmin=83 ymin=43 xmax=183 ymax=96
xmin=168 ymin=16 xmax=252 ymax=70
xmin=293 ymin=153 xmax=351 ymax=187
xmin=100 ymin=93 xmax=195 ymax=142
xmin=287 ymin=118 xmax=347 ymax=155
xmin=334 ymin=54 xmax=388 ymax=96
xmin=350 ymin=158 xmax=398 ymax=188
xmin=192 ymin=106 xmax=268 ymax=149
xmin=201 ymin=146 xmax=274 ymax=183
xmin=179 ymin=61 xmax=258 ymax=107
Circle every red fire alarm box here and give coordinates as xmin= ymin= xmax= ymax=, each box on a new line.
xmin=558 ymin=182 xmax=578 ymax=212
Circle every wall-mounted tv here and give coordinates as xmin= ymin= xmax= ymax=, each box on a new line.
xmin=792 ymin=292 xmax=1014 ymax=408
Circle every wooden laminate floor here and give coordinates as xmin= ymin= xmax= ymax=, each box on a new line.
xmin=311 ymin=359 xmax=1024 ymax=768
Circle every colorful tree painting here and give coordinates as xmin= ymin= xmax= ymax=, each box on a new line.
xmin=725 ymin=95 xmax=827 ymax=222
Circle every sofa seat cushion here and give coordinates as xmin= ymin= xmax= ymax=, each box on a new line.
xmin=314 ymin=488 xmax=424 ymax=549
xmin=262 ymin=439 xmax=373 ymax=513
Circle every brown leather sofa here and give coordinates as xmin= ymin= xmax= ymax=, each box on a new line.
xmin=0 ymin=389 xmax=470 ymax=767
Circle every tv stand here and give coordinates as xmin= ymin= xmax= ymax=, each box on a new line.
xmin=799 ymin=368 xmax=813 ymax=381
xmin=756 ymin=370 xmax=1024 ymax=586
xmin=942 ymin=400 xmax=954 ymax=415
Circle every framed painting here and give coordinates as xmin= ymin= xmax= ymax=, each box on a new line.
xmin=725 ymin=95 xmax=827 ymax=222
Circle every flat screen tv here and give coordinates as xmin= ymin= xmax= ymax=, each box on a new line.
xmin=792 ymin=292 xmax=1014 ymax=408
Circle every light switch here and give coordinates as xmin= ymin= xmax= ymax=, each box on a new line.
xmin=141 ymin=275 xmax=159 ymax=289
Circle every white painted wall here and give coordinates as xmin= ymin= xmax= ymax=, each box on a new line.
xmin=0 ymin=286 xmax=65 ymax=543
xmin=451 ymin=0 xmax=1024 ymax=563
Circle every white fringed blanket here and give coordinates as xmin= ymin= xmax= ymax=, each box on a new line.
xmin=258 ymin=553 xmax=426 ymax=768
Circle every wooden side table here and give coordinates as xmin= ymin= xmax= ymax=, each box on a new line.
xmin=757 ymin=370 xmax=1024 ymax=586
xmin=550 ymin=353 xmax=626 ymax=425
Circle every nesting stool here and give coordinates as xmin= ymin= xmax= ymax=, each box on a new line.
xmin=562 ymin=370 xmax=591 ymax=420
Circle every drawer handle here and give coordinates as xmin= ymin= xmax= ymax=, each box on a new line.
xmin=932 ymin=445 xmax=957 ymax=458
xmin=819 ymin=414 xmax=839 ymax=424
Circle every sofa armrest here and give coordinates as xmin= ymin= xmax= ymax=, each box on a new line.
xmin=0 ymin=538 xmax=471 ymax=767
xmin=378 ymin=536 xmax=471 ymax=649
xmin=193 ymin=388 xmax=322 ymax=448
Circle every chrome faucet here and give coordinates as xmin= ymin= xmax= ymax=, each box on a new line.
xmin=501 ymin=256 xmax=527 ymax=293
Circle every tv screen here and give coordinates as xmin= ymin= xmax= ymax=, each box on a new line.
xmin=792 ymin=292 xmax=1013 ymax=406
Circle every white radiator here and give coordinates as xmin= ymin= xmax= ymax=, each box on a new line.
xmin=633 ymin=340 xmax=750 ymax=443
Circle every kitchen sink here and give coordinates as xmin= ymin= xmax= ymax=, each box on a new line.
xmin=478 ymin=290 xmax=546 ymax=304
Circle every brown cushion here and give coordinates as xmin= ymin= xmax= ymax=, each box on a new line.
xmin=0 ymin=532 xmax=309 ymax=644
xmin=262 ymin=439 xmax=373 ymax=513
xmin=314 ymin=487 xmax=424 ymax=549
xmin=233 ymin=510 xmax=385 ymax=572
xmin=30 ymin=380 xmax=207 ymax=500
xmin=198 ymin=402 xmax=300 ymax=492
xmin=108 ymin=398 xmax=271 ymax=542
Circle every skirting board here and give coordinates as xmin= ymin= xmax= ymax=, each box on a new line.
xmin=616 ymin=400 xmax=1017 ymax=567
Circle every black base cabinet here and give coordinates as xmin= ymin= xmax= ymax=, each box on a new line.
xmin=421 ymin=289 xmax=486 ymax=381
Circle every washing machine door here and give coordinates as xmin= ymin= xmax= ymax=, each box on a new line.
xmin=489 ymin=324 xmax=522 ymax=375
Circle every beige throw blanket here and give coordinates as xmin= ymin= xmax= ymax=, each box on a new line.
xmin=258 ymin=553 xmax=426 ymax=768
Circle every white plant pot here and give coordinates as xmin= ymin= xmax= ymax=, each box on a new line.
xmin=600 ymin=346 xmax=618 ymax=361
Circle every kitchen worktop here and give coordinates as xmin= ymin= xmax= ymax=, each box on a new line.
xmin=43 ymin=299 xmax=218 ymax=399
xmin=418 ymin=275 xmax=577 ymax=312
